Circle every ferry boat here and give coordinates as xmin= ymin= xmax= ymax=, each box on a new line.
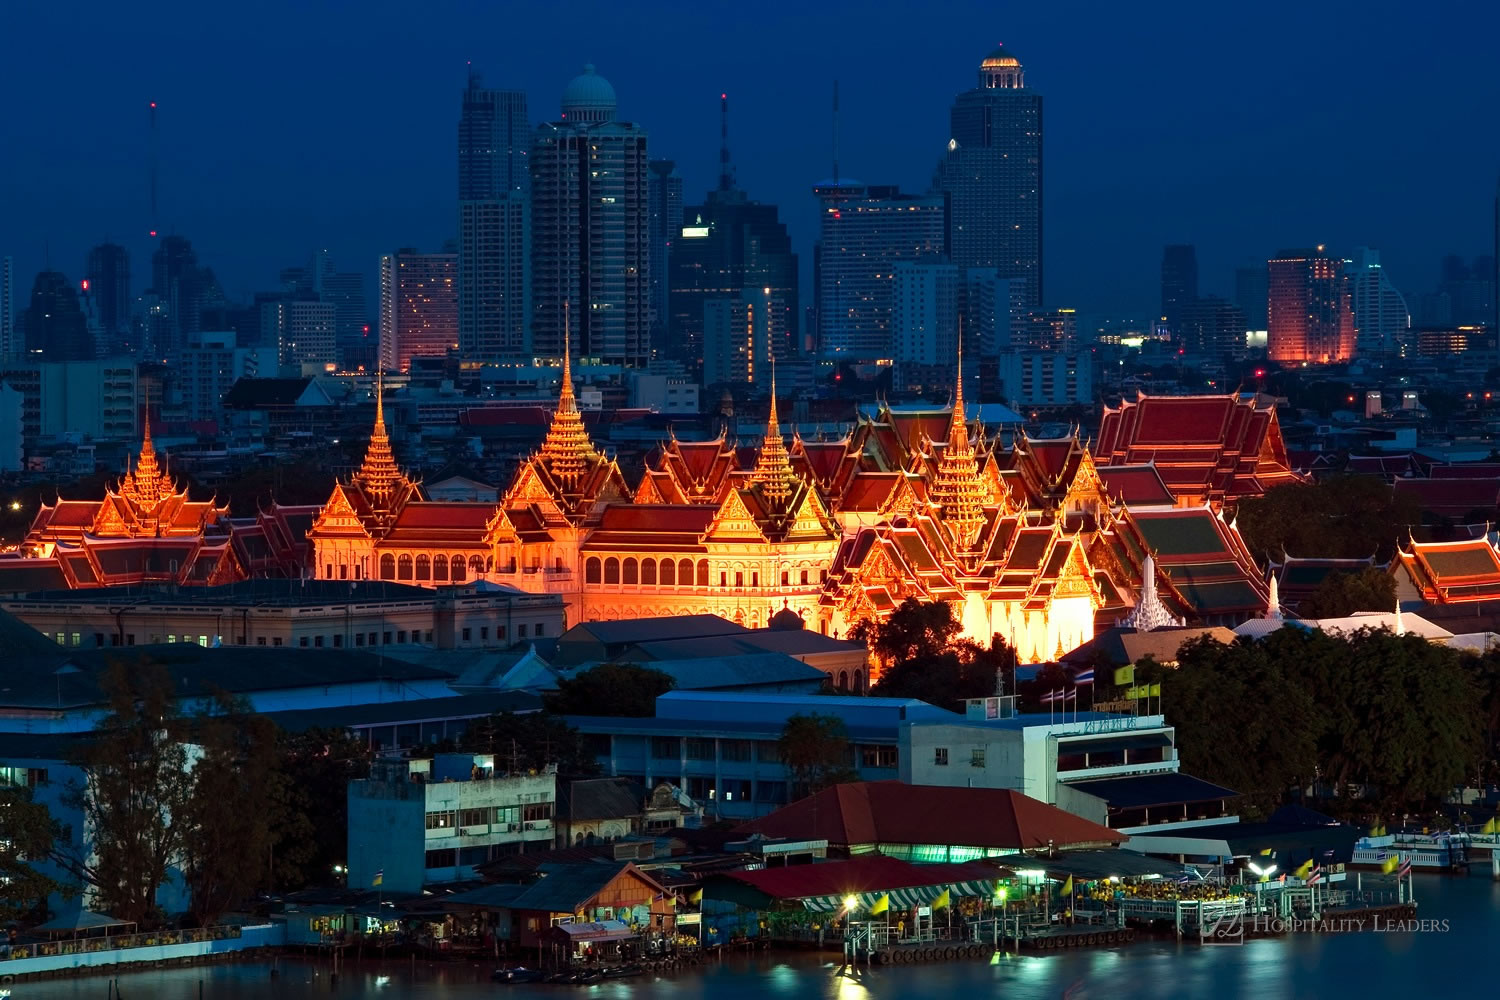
xmin=1350 ymin=832 xmax=1465 ymax=872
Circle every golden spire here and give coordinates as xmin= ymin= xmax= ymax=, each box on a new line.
xmin=931 ymin=322 xmax=988 ymax=550
xmin=120 ymin=399 xmax=174 ymax=510
xmin=538 ymin=302 xmax=599 ymax=489
xmin=750 ymin=356 xmax=797 ymax=507
xmin=355 ymin=369 xmax=404 ymax=506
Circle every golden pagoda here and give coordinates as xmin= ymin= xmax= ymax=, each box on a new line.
xmin=928 ymin=333 xmax=989 ymax=551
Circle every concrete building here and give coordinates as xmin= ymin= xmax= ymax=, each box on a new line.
xmin=1021 ymin=307 xmax=1078 ymax=352
xmin=531 ymin=65 xmax=650 ymax=368
xmin=1 ymin=255 xmax=13 ymax=360
xmin=1268 ymin=247 xmax=1355 ymax=363
xmin=1346 ymin=247 xmax=1411 ymax=358
xmin=702 ymin=287 xmax=787 ymax=387
xmin=379 ymin=250 xmax=458 ymax=372
xmin=627 ymin=371 xmax=699 ymax=414
xmin=347 ymin=753 xmax=556 ymax=893
xmin=458 ymin=71 xmax=530 ymax=201
xmin=1159 ymin=245 xmax=1197 ymax=335
xmin=648 ymin=159 xmax=683 ymax=354
xmin=936 ymin=45 xmax=1044 ymax=308
xmin=0 ymin=357 xmax=136 ymax=444
xmin=891 ymin=261 xmax=959 ymax=390
xmin=261 ymin=299 xmax=336 ymax=371
xmin=995 ymin=351 xmax=1091 ymax=406
xmin=1177 ymin=296 xmax=1247 ymax=360
xmin=22 ymin=270 xmax=95 ymax=362
xmin=179 ymin=331 xmax=276 ymax=422
xmin=1234 ymin=262 xmax=1269 ymax=332
xmin=2 ymin=579 xmax=566 ymax=651
xmin=85 ymin=242 xmax=131 ymax=342
xmin=899 ymin=700 xmax=1233 ymax=835
xmin=965 ymin=270 xmax=1025 ymax=354
xmin=813 ymin=183 xmax=945 ymax=360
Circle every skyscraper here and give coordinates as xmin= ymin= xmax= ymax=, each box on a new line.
xmin=1160 ymin=245 xmax=1198 ymax=334
xmin=458 ymin=72 xmax=530 ymax=364
xmin=702 ymin=287 xmax=787 ymax=387
xmin=148 ymin=235 xmax=221 ymax=360
xmin=936 ymin=45 xmax=1043 ymax=308
xmin=1234 ymin=263 xmax=1270 ymax=331
xmin=380 ymin=250 xmax=458 ymax=372
xmin=23 ymin=270 xmax=95 ymax=361
xmin=531 ymin=65 xmax=650 ymax=367
xmin=0 ymin=256 xmax=12 ymax=360
xmin=1177 ymin=296 xmax=1246 ymax=360
xmin=813 ymin=183 xmax=945 ymax=359
xmin=85 ymin=242 xmax=131 ymax=340
xmin=1268 ymin=247 xmax=1355 ymax=363
xmin=261 ymin=300 xmax=337 ymax=370
xmin=669 ymin=97 xmax=798 ymax=375
xmin=1345 ymin=247 xmax=1410 ymax=358
xmin=648 ymin=159 xmax=683 ymax=354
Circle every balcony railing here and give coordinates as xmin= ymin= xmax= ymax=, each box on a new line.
xmin=2 ymin=925 xmax=242 ymax=961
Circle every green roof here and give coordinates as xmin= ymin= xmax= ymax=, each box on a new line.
xmin=1136 ymin=514 xmax=1227 ymax=557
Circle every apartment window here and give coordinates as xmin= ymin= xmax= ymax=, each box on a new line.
xmin=480 ymin=626 xmax=488 ymax=641
xmin=861 ymin=746 xmax=898 ymax=769
xmin=354 ymin=634 xmax=364 ymax=646
xmin=370 ymin=632 xmax=379 ymax=646
xmin=721 ymin=740 xmax=752 ymax=763
xmin=686 ymin=739 xmax=715 ymax=761
xmin=314 ymin=635 xmax=324 ymax=648
xmin=496 ymin=625 xmax=507 ymax=640
xmin=126 ymin=634 xmax=135 ymax=646
xmin=332 ymin=634 xmax=343 ymax=648
xmin=273 ymin=637 xmax=283 ymax=647
xmin=461 ymin=628 xmax=471 ymax=642
xmin=94 ymin=633 xmax=105 ymax=648
xmin=934 ymin=747 xmax=949 ymax=767
xmin=424 ymin=848 xmax=457 ymax=869
xmin=425 ymin=810 xmax=457 ymax=830
xmin=398 ymin=630 xmax=408 ymax=644
xmin=757 ymin=741 xmax=782 ymax=764
xmin=383 ymin=631 xmax=392 ymax=645
xmin=971 ymin=748 xmax=986 ymax=768
xmin=458 ymin=808 xmax=490 ymax=828
xmin=518 ymin=623 xmax=528 ymax=638
xmin=235 ymin=635 xmax=246 ymax=646
xmin=651 ymin=737 xmax=680 ymax=760
xmin=299 ymin=636 xmax=309 ymax=648
xmin=494 ymin=805 xmax=520 ymax=827
xmin=534 ymin=623 xmax=544 ymax=637
xmin=522 ymin=802 xmax=553 ymax=822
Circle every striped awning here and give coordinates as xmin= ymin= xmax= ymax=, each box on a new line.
xmin=800 ymin=878 xmax=996 ymax=913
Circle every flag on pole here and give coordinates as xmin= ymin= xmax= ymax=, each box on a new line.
xmin=1293 ymin=859 xmax=1313 ymax=880
xmin=1258 ymin=847 xmax=1273 ymax=856
xmin=1397 ymin=856 xmax=1412 ymax=878
xmin=869 ymin=893 xmax=889 ymax=915
xmin=1307 ymin=864 xmax=1322 ymax=886
xmin=689 ymin=888 xmax=704 ymax=904
xmin=1113 ymin=665 xmax=1134 ymax=686
xmin=372 ymin=869 xmax=384 ymax=887
xmin=1148 ymin=682 xmax=1162 ymax=698
xmin=1481 ymin=817 xmax=1498 ymax=835
xmin=932 ymin=889 xmax=951 ymax=910
xmin=1073 ymin=668 xmax=1094 ymax=686
xmin=1061 ymin=876 xmax=1074 ymax=895
xmin=1380 ymin=853 xmax=1399 ymax=874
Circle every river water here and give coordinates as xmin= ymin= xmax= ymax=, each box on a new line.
xmin=19 ymin=874 xmax=1499 ymax=1000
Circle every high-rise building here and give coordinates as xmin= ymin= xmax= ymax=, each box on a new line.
xmin=22 ymin=270 xmax=95 ymax=361
xmin=1345 ymin=247 xmax=1410 ymax=358
xmin=85 ymin=242 xmax=131 ymax=341
xmin=964 ymin=269 xmax=1025 ymax=355
xmin=531 ymin=65 xmax=650 ymax=367
xmin=813 ymin=183 xmax=945 ymax=359
xmin=180 ymin=330 xmax=277 ymax=422
xmin=0 ymin=357 xmax=136 ymax=443
xmin=648 ymin=159 xmax=683 ymax=355
xmin=148 ymin=235 xmax=221 ymax=360
xmin=458 ymin=71 xmax=529 ymax=201
xmin=996 ymin=351 xmax=1091 ymax=406
xmin=1495 ymin=174 xmax=1499 ymax=346
xmin=262 ymin=299 xmax=337 ymax=370
xmin=702 ymin=287 xmax=788 ymax=387
xmin=669 ymin=100 xmax=798 ymax=375
xmin=1432 ymin=253 xmax=1495 ymax=329
xmin=1268 ymin=247 xmax=1355 ymax=363
xmin=1020 ymin=308 xmax=1078 ymax=353
xmin=0 ymin=256 xmax=12 ymax=360
xmin=891 ymin=261 xmax=959 ymax=389
xmin=459 ymin=198 xmax=530 ymax=362
xmin=380 ymin=250 xmax=458 ymax=372
xmin=1234 ymin=263 xmax=1270 ymax=332
xmin=1177 ymin=296 xmax=1247 ymax=360
xmin=936 ymin=45 xmax=1043 ymax=308
xmin=1160 ymin=245 xmax=1198 ymax=334
xmin=457 ymin=73 xmax=530 ymax=365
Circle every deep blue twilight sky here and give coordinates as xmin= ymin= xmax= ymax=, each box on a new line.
xmin=2 ymin=0 xmax=1497 ymax=321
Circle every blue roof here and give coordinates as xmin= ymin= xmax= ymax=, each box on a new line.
xmin=565 ymin=715 xmax=900 ymax=744
xmin=562 ymin=653 xmax=825 ymax=692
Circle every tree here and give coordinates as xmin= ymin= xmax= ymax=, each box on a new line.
xmin=545 ymin=663 xmax=676 ymax=718
xmin=179 ymin=695 xmax=287 ymax=926
xmin=1236 ymin=475 xmax=1419 ymax=563
xmin=851 ymin=598 xmax=961 ymax=664
xmin=275 ymin=727 xmax=371 ymax=891
xmin=778 ymin=713 xmax=859 ymax=800
xmin=460 ymin=712 xmax=601 ymax=778
xmin=1299 ymin=567 xmax=1398 ymax=619
xmin=858 ymin=599 xmax=1016 ymax=709
xmin=64 ymin=661 xmax=194 ymax=927
xmin=0 ymin=786 xmax=71 ymax=922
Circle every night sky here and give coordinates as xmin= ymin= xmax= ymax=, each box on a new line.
xmin=3 ymin=0 xmax=1497 ymax=320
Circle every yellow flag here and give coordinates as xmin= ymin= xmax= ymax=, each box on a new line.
xmin=1482 ymin=817 xmax=1498 ymax=835
xmin=1293 ymin=860 xmax=1313 ymax=879
xmin=869 ymin=893 xmax=889 ymax=915
xmin=1061 ymin=876 xmax=1073 ymax=895
xmin=1148 ymin=682 xmax=1162 ymax=698
xmin=1381 ymin=854 xmax=1399 ymax=874
xmin=1258 ymin=847 xmax=1273 ymax=856
xmin=689 ymin=888 xmax=704 ymax=904
xmin=1113 ymin=665 xmax=1134 ymax=686
xmin=933 ymin=889 xmax=951 ymax=910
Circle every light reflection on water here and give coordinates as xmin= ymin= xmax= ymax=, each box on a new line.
xmin=15 ymin=876 xmax=1498 ymax=1000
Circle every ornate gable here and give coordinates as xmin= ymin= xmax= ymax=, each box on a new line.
xmin=309 ymin=484 xmax=373 ymax=539
xmin=706 ymin=488 xmax=766 ymax=541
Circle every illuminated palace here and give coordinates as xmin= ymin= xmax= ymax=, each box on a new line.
xmin=0 ymin=416 xmax=314 ymax=593
xmin=308 ymin=351 xmax=1283 ymax=662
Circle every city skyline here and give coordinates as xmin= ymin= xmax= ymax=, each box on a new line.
xmin=2 ymin=1 xmax=1498 ymax=324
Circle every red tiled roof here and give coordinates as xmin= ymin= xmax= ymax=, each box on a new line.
xmin=1393 ymin=478 xmax=1500 ymax=517
xmin=1429 ymin=463 xmax=1500 ymax=480
xmin=1096 ymin=465 xmax=1175 ymax=506
xmin=595 ymin=505 xmax=717 ymax=533
xmin=735 ymin=781 xmax=1122 ymax=852
xmin=389 ymin=503 xmax=496 ymax=531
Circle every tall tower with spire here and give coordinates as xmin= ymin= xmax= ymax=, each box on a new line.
xmin=351 ymin=374 xmax=414 ymax=516
xmin=536 ymin=318 xmax=600 ymax=491
xmin=115 ymin=409 xmax=177 ymax=514
xmin=749 ymin=363 xmax=797 ymax=509
xmin=930 ymin=336 xmax=990 ymax=550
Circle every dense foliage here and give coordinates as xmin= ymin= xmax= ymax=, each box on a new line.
xmin=1298 ymin=567 xmax=1398 ymax=619
xmin=1236 ymin=476 xmax=1420 ymax=563
xmin=860 ymin=599 xmax=1013 ymax=709
xmin=778 ymin=713 xmax=860 ymax=799
xmin=545 ymin=663 xmax=676 ymax=718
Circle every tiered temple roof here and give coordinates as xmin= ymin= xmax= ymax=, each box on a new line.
xmin=1094 ymin=392 xmax=1302 ymax=503
xmin=1392 ymin=537 xmax=1500 ymax=605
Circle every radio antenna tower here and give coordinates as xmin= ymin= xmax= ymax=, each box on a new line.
xmin=148 ymin=101 xmax=159 ymax=238
xmin=831 ymin=81 xmax=840 ymax=187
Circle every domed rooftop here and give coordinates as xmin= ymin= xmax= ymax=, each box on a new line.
xmin=768 ymin=607 xmax=806 ymax=631
xmin=561 ymin=64 xmax=617 ymax=122
xmin=981 ymin=45 xmax=1021 ymax=69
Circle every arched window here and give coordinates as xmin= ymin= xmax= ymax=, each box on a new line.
xmin=678 ymin=559 xmax=693 ymax=586
xmin=450 ymin=555 xmax=466 ymax=582
xmin=697 ymin=559 xmax=710 ymax=587
xmin=838 ymin=670 xmax=849 ymax=691
xmin=853 ymin=668 xmax=864 ymax=693
xmin=415 ymin=555 xmax=430 ymax=581
xmin=469 ymin=555 xmax=486 ymax=577
xmin=586 ymin=557 xmax=602 ymax=584
xmin=660 ymin=559 xmax=675 ymax=586
xmin=397 ymin=554 xmax=413 ymax=580
xmin=605 ymin=558 xmax=620 ymax=584
xmin=642 ymin=559 xmax=657 ymax=586
xmin=433 ymin=555 xmax=448 ymax=581
xmin=623 ymin=558 xmax=638 ymax=585
xmin=379 ymin=554 xmax=395 ymax=580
